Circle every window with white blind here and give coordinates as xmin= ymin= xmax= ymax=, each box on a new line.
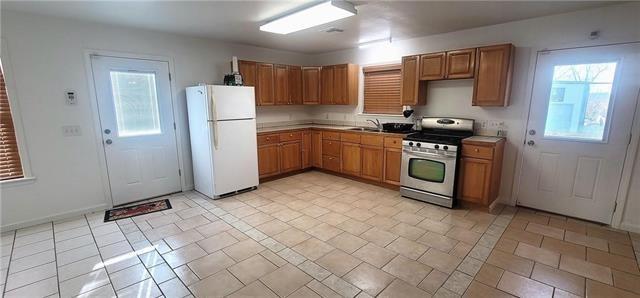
xmin=363 ymin=64 xmax=402 ymax=115
xmin=0 ymin=61 xmax=24 ymax=181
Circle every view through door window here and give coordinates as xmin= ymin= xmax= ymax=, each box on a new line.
xmin=110 ymin=71 xmax=162 ymax=137
xmin=543 ymin=62 xmax=617 ymax=141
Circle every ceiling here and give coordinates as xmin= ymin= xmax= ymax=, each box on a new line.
xmin=2 ymin=1 xmax=617 ymax=54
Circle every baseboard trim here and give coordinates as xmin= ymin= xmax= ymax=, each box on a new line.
xmin=1 ymin=203 xmax=108 ymax=232
xmin=620 ymin=222 xmax=640 ymax=234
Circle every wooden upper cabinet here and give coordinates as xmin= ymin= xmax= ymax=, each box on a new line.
xmin=446 ymin=48 xmax=476 ymax=79
xmin=400 ymin=55 xmax=425 ymax=106
xmin=332 ymin=64 xmax=358 ymax=105
xmin=302 ymin=67 xmax=321 ymax=104
xmin=473 ymin=44 xmax=514 ymax=106
xmin=288 ymin=65 xmax=303 ymax=105
xmin=256 ymin=63 xmax=274 ymax=105
xmin=238 ymin=60 xmax=257 ymax=87
xmin=320 ymin=66 xmax=334 ymax=105
xmin=274 ymin=64 xmax=289 ymax=105
xmin=420 ymin=52 xmax=446 ymax=80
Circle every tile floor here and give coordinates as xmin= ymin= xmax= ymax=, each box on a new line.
xmin=1 ymin=171 xmax=640 ymax=297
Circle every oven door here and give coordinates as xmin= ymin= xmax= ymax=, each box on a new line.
xmin=400 ymin=149 xmax=457 ymax=197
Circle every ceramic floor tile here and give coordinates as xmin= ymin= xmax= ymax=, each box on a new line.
xmin=497 ymin=270 xmax=553 ymax=298
xmin=164 ymin=229 xmax=204 ymax=250
xmin=5 ymin=262 xmax=56 ymax=291
xmin=3 ymin=276 xmax=58 ymax=298
xmin=485 ymin=249 xmax=534 ymax=277
xmin=378 ymin=279 xmax=430 ymax=298
xmin=9 ymin=249 xmax=56 ymax=273
xmin=316 ymin=249 xmax=362 ymax=277
xmin=196 ymin=231 xmax=238 ymax=253
xmin=259 ymin=264 xmax=312 ymax=297
xmin=187 ymin=250 xmax=235 ymax=279
xmin=418 ymin=248 xmax=463 ymax=274
xmin=565 ymin=230 xmax=609 ymax=252
xmin=514 ymin=242 xmax=560 ymax=267
xmin=587 ymin=247 xmax=640 ymax=275
xmin=57 ymin=255 xmax=104 ymax=281
xmin=353 ymin=243 xmax=397 ymax=268
xmin=464 ymin=281 xmax=515 ymax=298
xmin=525 ymin=222 xmax=564 ymax=240
xmin=148 ymin=263 xmax=176 ymax=284
xmin=360 ymin=227 xmax=398 ymax=247
xmin=163 ymin=243 xmax=207 ymax=268
xmin=327 ymin=232 xmax=367 ymax=254
xmin=74 ymin=284 xmax=116 ymax=298
xmin=531 ymin=263 xmax=585 ymax=296
xmin=318 ymin=275 xmax=359 ymax=297
xmin=59 ymin=268 xmax=111 ymax=297
xmin=386 ymin=237 xmax=428 ymax=260
xmin=11 ymin=239 xmax=54 ymax=259
xmin=586 ymin=279 xmax=639 ymax=298
xmin=158 ymin=277 xmax=191 ymax=298
xmin=228 ymin=254 xmax=278 ymax=284
xmin=474 ymin=263 xmax=504 ymax=287
xmin=116 ymin=278 xmax=162 ymax=298
xmin=344 ymin=262 xmax=395 ymax=296
xmin=559 ymin=255 xmax=613 ymax=285
xmin=382 ymin=255 xmax=433 ymax=286
xmin=272 ymin=228 xmax=311 ymax=247
xmin=540 ymin=237 xmax=587 ymax=259
xmin=227 ymin=280 xmax=278 ymax=298
xmin=292 ymin=237 xmax=335 ymax=261
xmin=222 ymin=239 xmax=265 ymax=262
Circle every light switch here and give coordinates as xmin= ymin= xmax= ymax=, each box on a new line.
xmin=62 ymin=125 xmax=82 ymax=137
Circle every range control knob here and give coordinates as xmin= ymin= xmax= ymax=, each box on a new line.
xmin=408 ymin=142 xmax=414 ymax=147
xmin=416 ymin=143 xmax=421 ymax=147
xmin=434 ymin=144 xmax=439 ymax=149
xmin=443 ymin=146 xmax=449 ymax=151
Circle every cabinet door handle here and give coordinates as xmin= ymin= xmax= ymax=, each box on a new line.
xmin=474 ymin=148 xmax=479 ymax=152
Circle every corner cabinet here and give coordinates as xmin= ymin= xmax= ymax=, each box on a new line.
xmin=458 ymin=138 xmax=505 ymax=207
xmin=473 ymin=44 xmax=514 ymax=106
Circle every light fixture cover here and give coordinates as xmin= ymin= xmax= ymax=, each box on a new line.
xmin=260 ymin=1 xmax=357 ymax=35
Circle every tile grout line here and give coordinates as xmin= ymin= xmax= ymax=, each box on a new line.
xmin=83 ymin=214 xmax=119 ymax=297
xmin=2 ymin=230 xmax=17 ymax=296
xmin=48 ymin=221 xmax=63 ymax=297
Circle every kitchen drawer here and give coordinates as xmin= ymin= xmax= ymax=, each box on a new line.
xmin=340 ymin=133 xmax=361 ymax=144
xmin=361 ymin=134 xmax=383 ymax=147
xmin=322 ymin=155 xmax=340 ymax=172
xmin=257 ymin=134 xmax=279 ymax=146
xmin=322 ymin=140 xmax=341 ymax=157
xmin=462 ymin=144 xmax=494 ymax=160
xmin=384 ymin=137 xmax=402 ymax=149
xmin=279 ymin=131 xmax=302 ymax=142
xmin=322 ymin=131 xmax=341 ymax=141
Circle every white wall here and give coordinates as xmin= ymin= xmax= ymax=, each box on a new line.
xmin=309 ymin=3 xmax=640 ymax=228
xmin=0 ymin=11 xmax=312 ymax=230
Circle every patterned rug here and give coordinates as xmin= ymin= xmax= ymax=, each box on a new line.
xmin=104 ymin=199 xmax=172 ymax=222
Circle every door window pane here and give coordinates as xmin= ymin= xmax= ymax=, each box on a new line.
xmin=110 ymin=71 xmax=162 ymax=137
xmin=543 ymin=62 xmax=617 ymax=141
xmin=408 ymin=158 xmax=445 ymax=183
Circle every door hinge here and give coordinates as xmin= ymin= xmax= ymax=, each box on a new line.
xmin=169 ymin=73 xmax=172 ymax=81
xmin=629 ymin=133 xmax=632 ymax=145
xmin=178 ymin=169 xmax=182 ymax=176
xmin=613 ymin=201 xmax=617 ymax=214
xmin=173 ymin=122 xmax=176 ymax=130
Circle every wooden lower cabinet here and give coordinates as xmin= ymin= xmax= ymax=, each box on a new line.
xmin=259 ymin=129 xmax=406 ymax=188
xmin=280 ymin=142 xmax=301 ymax=173
xmin=302 ymin=131 xmax=311 ymax=169
xmin=458 ymin=157 xmax=491 ymax=204
xmin=361 ymin=146 xmax=383 ymax=181
xmin=458 ymin=138 xmax=505 ymax=206
xmin=383 ymin=148 xmax=402 ymax=185
xmin=341 ymin=142 xmax=361 ymax=176
xmin=311 ymin=131 xmax=322 ymax=167
xmin=258 ymin=144 xmax=279 ymax=178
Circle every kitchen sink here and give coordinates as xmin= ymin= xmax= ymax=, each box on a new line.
xmin=347 ymin=127 xmax=382 ymax=132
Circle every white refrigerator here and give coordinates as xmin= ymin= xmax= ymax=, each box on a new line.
xmin=186 ymin=85 xmax=259 ymax=199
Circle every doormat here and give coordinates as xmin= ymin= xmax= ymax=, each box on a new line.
xmin=104 ymin=199 xmax=172 ymax=222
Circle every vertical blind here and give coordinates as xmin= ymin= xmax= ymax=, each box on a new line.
xmin=363 ymin=64 xmax=402 ymax=115
xmin=0 ymin=65 xmax=24 ymax=181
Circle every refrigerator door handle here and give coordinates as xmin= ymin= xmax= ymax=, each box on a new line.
xmin=208 ymin=86 xmax=219 ymax=149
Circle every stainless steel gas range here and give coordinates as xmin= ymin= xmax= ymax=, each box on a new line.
xmin=400 ymin=117 xmax=474 ymax=208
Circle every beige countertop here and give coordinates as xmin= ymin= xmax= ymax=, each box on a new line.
xmin=463 ymin=135 xmax=505 ymax=144
xmin=256 ymin=124 xmax=409 ymax=137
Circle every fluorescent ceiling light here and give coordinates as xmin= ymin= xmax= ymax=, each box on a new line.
xmin=358 ymin=37 xmax=392 ymax=49
xmin=260 ymin=1 xmax=357 ymax=34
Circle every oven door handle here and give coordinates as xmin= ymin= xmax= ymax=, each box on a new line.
xmin=403 ymin=149 xmax=456 ymax=160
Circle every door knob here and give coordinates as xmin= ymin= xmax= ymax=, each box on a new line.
xmin=105 ymin=139 xmax=113 ymax=145
xmin=528 ymin=129 xmax=536 ymax=136
xmin=527 ymin=140 xmax=535 ymax=146
xmin=104 ymin=129 xmax=111 ymax=134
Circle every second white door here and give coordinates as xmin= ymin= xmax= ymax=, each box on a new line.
xmin=91 ymin=56 xmax=181 ymax=206
xmin=518 ymin=43 xmax=640 ymax=223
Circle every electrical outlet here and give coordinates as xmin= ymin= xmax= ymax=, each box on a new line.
xmin=479 ymin=120 xmax=488 ymax=129
xmin=62 ymin=125 xmax=82 ymax=137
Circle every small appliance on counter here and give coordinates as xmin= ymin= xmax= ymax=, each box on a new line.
xmin=400 ymin=117 xmax=474 ymax=208
xmin=223 ymin=56 xmax=243 ymax=86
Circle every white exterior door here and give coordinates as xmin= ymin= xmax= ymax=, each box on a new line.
xmin=518 ymin=43 xmax=640 ymax=223
xmin=91 ymin=56 xmax=181 ymax=206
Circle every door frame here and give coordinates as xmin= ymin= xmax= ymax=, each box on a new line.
xmin=511 ymin=42 xmax=640 ymax=229
xmin=83 ymin=49 xmax=186 ymax=208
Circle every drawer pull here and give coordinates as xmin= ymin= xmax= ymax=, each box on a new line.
xmin=289 ymin=134 xmax=293 ymax=136
xmin=474 ymin=149 xmax=479 ymax=152
xmin=266 ymin=138 xmax=270 ymax=140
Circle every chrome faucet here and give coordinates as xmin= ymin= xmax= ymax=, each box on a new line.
xmin=366 ymin=119 xmax=383 ymax=131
